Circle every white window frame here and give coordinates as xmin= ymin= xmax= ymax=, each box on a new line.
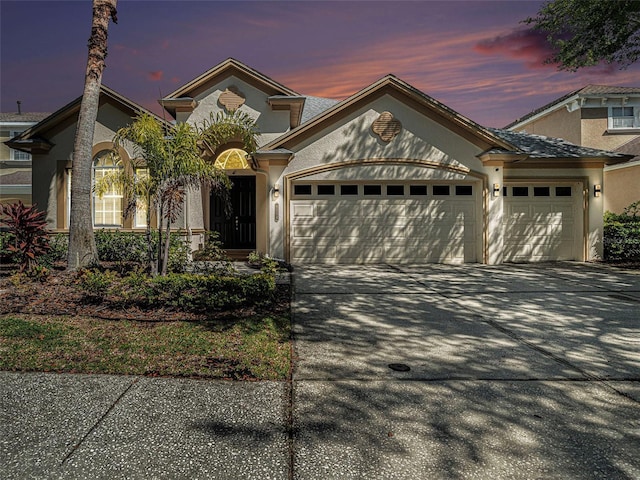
xmin=92 ymin=151 xmax=123 ymax=227
xmin=609 ymin=106 xmax=638 ymax=130
xmin=133 ymin=167 xmax=149 ymax=228
xmin=10 ymin=131 xmax=31 ymax=161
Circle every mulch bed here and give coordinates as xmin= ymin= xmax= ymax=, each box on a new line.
xmin=0 ymin=268 xmax=289 ymax=322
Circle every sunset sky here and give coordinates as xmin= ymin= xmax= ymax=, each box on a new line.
xmin=2 ymin=0 xmax=639 ymax=128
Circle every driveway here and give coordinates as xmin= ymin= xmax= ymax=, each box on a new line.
xmin=1 ymin=263 xmax=639 ymax=479
xmin=293 ymin=263 xmax=640 ymax=479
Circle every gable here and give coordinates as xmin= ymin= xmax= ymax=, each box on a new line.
xmin=265 ymin=77 xmax=514 ymax=155
xmin=173 ymin=74 xmax=292 ymax=146
xmin=164 ymin=58 xmax=298 ymax=101
xmin=282 ymin=92 xmax=488 ymax=177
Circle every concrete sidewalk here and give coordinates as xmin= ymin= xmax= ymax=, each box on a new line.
xmin=1 ymin=373 xmax=288 ymax=479
xmin=1 ymin=263 xmax=639 ymax=479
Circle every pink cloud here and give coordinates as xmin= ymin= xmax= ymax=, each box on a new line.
xmin=148 ymin=70 xmax=163 ymax=81
xmin=474 ymin=28 xmax=555 ymax=69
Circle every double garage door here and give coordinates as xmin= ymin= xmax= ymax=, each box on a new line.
xmin=289 ymin=180 xmax=584 ymax=264
xmin=289 ymin=182 xmax=479 ymax=264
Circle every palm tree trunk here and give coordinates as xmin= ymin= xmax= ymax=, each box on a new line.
xmin=162 ymin=219 xmax=172 ymax=276
xmin=67 ymin=0 xmax=118 ymax=270
xmin=157 ymin=202 xmax=164 ymax=275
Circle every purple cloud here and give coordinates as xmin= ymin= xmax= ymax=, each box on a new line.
xmin=475 ymin=27 xmax=556 ymax=69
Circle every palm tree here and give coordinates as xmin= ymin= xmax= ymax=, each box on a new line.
xmin=67 ymin=0 xmax=118 ymax=270
xmin=100 ymin=111 xmax=259 ymax=275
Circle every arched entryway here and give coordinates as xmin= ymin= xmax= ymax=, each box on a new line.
xmin=210 ymin=148 xmax=256 ymax=249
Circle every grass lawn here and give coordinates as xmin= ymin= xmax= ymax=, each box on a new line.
xmin=0 ymin=310 xmax=291 ymax=380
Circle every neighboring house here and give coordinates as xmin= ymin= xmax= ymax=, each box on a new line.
xmin=505 ymin=85 xmax=640 ymax=213
xmin=0 ymin=111 xmax=50 ymax=207
xmin=7 ymin=59 xmax=631 ymax=264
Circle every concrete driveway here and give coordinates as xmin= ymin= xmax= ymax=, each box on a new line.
xmin=1 ymin=263 xmax=639 ymax=479
xmin=293 ymin=263 xmax=640 ymax=479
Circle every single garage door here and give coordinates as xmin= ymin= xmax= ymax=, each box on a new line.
xmin=503 ymin=183 xmax=584 ymax=262
xmin=290 ymin=182 xmax=479 ymax=264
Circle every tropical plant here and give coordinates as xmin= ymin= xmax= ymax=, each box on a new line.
xmin=98 ymin=110 xmax=259 ymax=275
xmin=67 ymin=0 xmax=118 ymax=270
xmin=0 ymin=201 xmax=51 ymax=273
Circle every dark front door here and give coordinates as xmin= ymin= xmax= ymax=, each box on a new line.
xmin=210 ymin=176 xmax=256 ymax=249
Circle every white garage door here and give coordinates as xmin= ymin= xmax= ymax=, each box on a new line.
xmin=503 ymin=183 xmax=584 ymax=262
xmin=290 ymin=182 xmax=479 ymax=264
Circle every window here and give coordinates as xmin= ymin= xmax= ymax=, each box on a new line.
xmin=533 ymin=186 xmax=550 ymax=197
xmin=93 ymin=150 xmax=123 ymax=227
xmin=409 ymin=185 xmax=427 ymax=196
xmin=10 ymin=131 xmax=30 ymax=161
xmin=340 ymin=185 xmax=358 ymax=195
xmin=364 ymin=185 xmax=382 ymax=195
xmin=294 ymin=184 xmax=312 ymax=195
xmin=555 ymin=186 xmax=572 ymax=197
xmin=610 ymin=106 xmax=636 ymax=129
xmin=455 ymin=185 xmax=473 ymax=196
xmin=134 ymin=168 xmax=149 ymax=228
xmin=512 ymin=187 xmax=528 ymax=197
xmin=214 ymin=148 xmax=250 ymax=169
xmin=317 ymin=184 xmax=335 ymax=195
xmin=433 ymin=185 xmax=450 ymax=196
xmin=386 ymin=185 xmax=405 ymax=196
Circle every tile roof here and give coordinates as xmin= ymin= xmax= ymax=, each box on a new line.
xmin=0 ymin=170 xmax=31 ymax=185
xmin=489 ymin=128 xmax=630 ymax=159
xmin=300 ymin=96 xmax=340 ymax=123
xmin=0 ymin=113 xmax=51 ymax=123
xmin=504 ymin=84 xmax=640 ymax=128
xmin=615 ymin=136 xmax=640 ymax=159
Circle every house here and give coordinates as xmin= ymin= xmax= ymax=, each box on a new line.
xmin=7 ymin=59 xmax=632 ymax=264
xmin=0 ymin=110 xmax=50 ymax=207
xmin=505 ymin=85 xmax=640 ymax=214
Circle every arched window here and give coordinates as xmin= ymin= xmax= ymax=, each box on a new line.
xmin=93 ymin=150 xmax=123 ymax=227
xmin=214 ymin=148 xmax=250 ymax=170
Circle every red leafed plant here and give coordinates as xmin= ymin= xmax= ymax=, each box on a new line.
xmin=1 ymin=201 xmax=51 ymax=272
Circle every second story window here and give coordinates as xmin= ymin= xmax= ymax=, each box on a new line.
xmin=610 ymin=106 xmax=636 ymax=129
xmin=10 ymin=131 xmax=31 ymax=160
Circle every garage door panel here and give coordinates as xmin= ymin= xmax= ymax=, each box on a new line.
xmin=503 ymin=183 xmax=582 ymax=262
xmin=292 ymin=203 xmax=315 ymax=218
xmin=290 ymin=182 xmax=478 ymax=264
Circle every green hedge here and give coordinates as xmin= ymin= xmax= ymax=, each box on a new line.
xmin=7 ymin=230 xmax=189 ymax=272
xmin=78 ymin=270 xmax=276 ymax=311
xmin=604 ymin=206 xmax=640 ymax=261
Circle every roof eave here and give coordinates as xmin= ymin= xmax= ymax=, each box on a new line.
xmin=5 ymin=138 xmax=53 ymax=154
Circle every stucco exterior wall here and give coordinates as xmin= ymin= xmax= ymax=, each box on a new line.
xmin=283 ymin=94 xmax=485 ymax=177
xmin=581 ymin=108 xmax=637 ymax=151
xmin=604 ymin=161 xmax=640 ymax=213
xmin=182 ymin=75 xmax=290 ymax=147
xmin=32 ymin=103 xmax=138 ymax=230
xmin=514 ymin=108 xmax=581 ymax=145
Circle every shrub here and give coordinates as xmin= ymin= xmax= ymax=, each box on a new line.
xmin=83 ymin=270 xmax=276 ymax=311
xmin=192 ymin=231 xmax=228 ymax=261
xmin=77 ymin=269 xmax=119 ymax=302
xmin=38 ymin=233 xmax=69 ymax=267
xmin=95 ymin=229 xmax=148 ymax=263
xmin=0 ymin=231 xmax=15 ymax=263
xmin=0 ymin=201 xmax=50 ymax=272
xmin=604 ymin=203 xmax=640 ymax=261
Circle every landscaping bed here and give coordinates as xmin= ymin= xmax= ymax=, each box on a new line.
xmin=0 ymin=268 xmax=291 ymax=380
